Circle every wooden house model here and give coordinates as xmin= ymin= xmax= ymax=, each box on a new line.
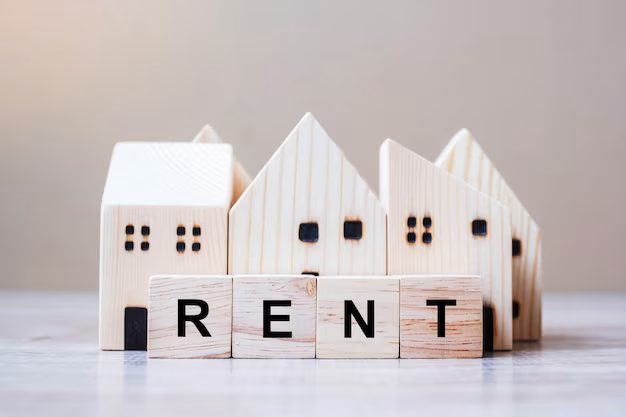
xmin=100 ymin=142 xmax=233 ymax=350
xmin=228 ymin=113 xmax=387 ymax=276
xmin=380 ymin=139 xmax=513 ymax=351
xmin=435 ymin=129 xmax=542 ymax=341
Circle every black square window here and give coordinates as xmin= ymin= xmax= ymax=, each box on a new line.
xmin=299 ymin=222 xmax=319 ymax=242
xmin=512 ymin=239 xmax=522 ymax=257
xmin=125 ymin=225 xmax=134 ymax=235
xmin=407 ymin=217 xmax=417 ymax=228
xmin=423 ymin=217 xmax=432 ymax=228
xmin=512 ymin=300 xmax=520 ymax=319
xmin=407 ymin=232 xmax=416 ymax=243
xmin=177 ymin=226 xmax=185 ymax=236
xmin=125 ymin=241 xmax=134 ymax=251
xmin=141 ymin=226 xmax=150 ymax=236
xmin=141 ymin=241 xmax=149 ymax=251
xmin=422 ymin=232 xmax=432 ymax=244
xmin=176 ymin=242 xmax=185 ymax=252
xmin=192 ymin=242 xmax=201 ymax=252
xmin=472 ymin=219 xmax=488 ymax=236
xmin=343 ymin=220 xmax=362 ymax=240
xmin=193 ymin=226 xmax=201 ymax=236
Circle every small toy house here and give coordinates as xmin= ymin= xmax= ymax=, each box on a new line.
xmin=100 ymin=142 xmax=233 ymax=350
xmin=380 ymin=139 xmax=513 ymax=351
xmin=435 ymin=129 xmax=542 ymax=341
xmin=228 ymin=113 xmax=386 ymax=276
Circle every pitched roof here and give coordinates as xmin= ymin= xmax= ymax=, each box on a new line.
xmin=102 ymin=142 xmax=233 ymax=207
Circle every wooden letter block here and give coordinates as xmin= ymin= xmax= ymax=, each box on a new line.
xmin=232 ymin=275 xmax=317 ymax=358
xmin=316 ymin=277 xmax=399 ymax=358
xmin=149 ymin=275 xmax=232 ymax=358
xmin=400 ymin=275 xmax=483 ymax=358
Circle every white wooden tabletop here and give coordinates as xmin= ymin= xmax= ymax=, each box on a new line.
xmin=0 ymin=291 xmax=624 ymax=417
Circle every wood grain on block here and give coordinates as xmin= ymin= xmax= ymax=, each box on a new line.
xmin=100 ymin=142 xmax=233 ymax=350
xmin=192 ymin=124 xmax=252 ymax=206
xmin=380 ymin=139 xmax=512 ymax=351
xmin=316 ymin=277 xmax=399 ymax=358
xmin=400 ymin=275 xmax=483 ymax=358
xmin=229 ymin=113 xmax=386 ymax=276
xmin=232 ymin=275 xmax=317 ymax=358
xmin=435 ymin=129 xmax=542 ymax=341
xmin=149 ymin=275 xmax=232 ymax=358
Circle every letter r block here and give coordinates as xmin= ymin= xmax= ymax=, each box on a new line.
xmin=232 ymin=275 xmax=317 ymax=358
xmin=400 ymin=275 xmax=483 ymax=358
xmin=148 ymin=275 xmax=232 ymax=358
xmin=316 ymin=277 xmax=399 ymax=358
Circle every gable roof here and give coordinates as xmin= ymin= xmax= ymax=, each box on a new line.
xmin=229 ymin=112 xmax=386 ymax=275
xmin=434 ymin=128 xmax=539 ymax=229
xmin=192 ymin=124 xmax=252 ymax=206
xmin=102 ymin=142 xmax=233 ymax=207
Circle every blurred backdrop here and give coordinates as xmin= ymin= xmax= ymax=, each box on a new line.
xmin=0 ymin=0 xmax=624 ymax=291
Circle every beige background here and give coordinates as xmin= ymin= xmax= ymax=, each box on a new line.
xmin=0 ymin=1 xmax=624 ymax=291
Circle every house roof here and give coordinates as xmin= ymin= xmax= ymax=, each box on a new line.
xmin=102 ymin=142 xmax=233 ymax=207
xmin=191 ymin=124 xmax=252 ymax=206
xmin=434 ymin=128 xmax=538 ymax=227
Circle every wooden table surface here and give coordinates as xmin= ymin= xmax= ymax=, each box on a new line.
xmin=0 ymin=291 xmax=624 ymax=417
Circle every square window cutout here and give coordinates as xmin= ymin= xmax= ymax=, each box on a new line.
xmin=512 ymin=239 xmax=522 ymax=256
xmin=472 ymin=219 xmax=488 ymax=236
xmin=299 ymin=222 xmax=319 ymax=243
xmin=343 ymin=220 xmax=362 ymax=240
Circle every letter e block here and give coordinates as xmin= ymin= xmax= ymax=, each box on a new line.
xmin=400 ymin=275 xmax=483 ymax=358
xmin=232 ymin=275 xmax=317 ymax=358
xmin=149 ymin=275 xmax=232 ymax=358
xmin=317 ymin=277 xmax=399 ymax=358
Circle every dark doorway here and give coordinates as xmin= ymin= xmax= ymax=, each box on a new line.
xmin=124 ymin=307 xmax=147 ymax=350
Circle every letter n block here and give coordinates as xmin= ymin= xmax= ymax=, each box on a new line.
xmin=316 ymin=277 xmax=399 ymax=358
xmin=232 ymin=275 xmax=317 ymax=358
xmin=148 ymin=275 xmax=232 ymax=358
xmin=400 ymin=275 xmax=483 ymax=358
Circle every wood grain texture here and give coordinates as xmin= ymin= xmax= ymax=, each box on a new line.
xmin=149 ymin=275 xmax=232 ymax=358
xmin=316 ymin=277 xmax=399 ymax=358
xmin=380 ymin=139 xmax=512 ymax=351
xmin=400 ymin=275 xmax=483 ymax=358
xmin=434 ymin=129 xmax=542 ymax=341
xmin=192 ymin=124 xmax=252 ymax=206
xmin=232 ymin=275 xmax=317 ymax=358
xmin=229 ymin=113 xmax=386 ymax=276
xmin=100 ymin=143 xmax=233 ymax=350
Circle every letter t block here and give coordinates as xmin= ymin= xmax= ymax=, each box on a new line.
xmin=400 ymin=275 xmax=483 ymax=358
xmin=317 ymin=277 xmax=400 ymax=358
xmin=148 ymin=275 xmax=232 ymax=358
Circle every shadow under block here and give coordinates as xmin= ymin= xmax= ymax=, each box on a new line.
xmin=434 ymin=129 xmax=542 ymax=341
xmin=400 ymin=275 xmax=483 ymax=358
xmin=316 ymin=277 xmax=399 ymax=358
xmin=232 ymin=275 xmax=317 ymax=358
xmin=380 ymin=139 xmax=512 ymax=351
xmin=99 ymin=142 xmax=233 ymax=350
xmin=228 ymin=113 xmax=386 ymax=276
xmin=148 ymin=275 xmax=232 ymax=358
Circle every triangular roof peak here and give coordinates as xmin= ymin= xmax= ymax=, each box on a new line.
xmin=434 ymin=128 xmax=537 ymax=226
xmin=229 ymin=112 xmax=386 ymax=275
xmin=232 ymin=112 xmax=380 ymax=213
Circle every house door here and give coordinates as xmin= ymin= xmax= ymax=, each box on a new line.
xmin=124 ymin=307 xmax=147 ymax=350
